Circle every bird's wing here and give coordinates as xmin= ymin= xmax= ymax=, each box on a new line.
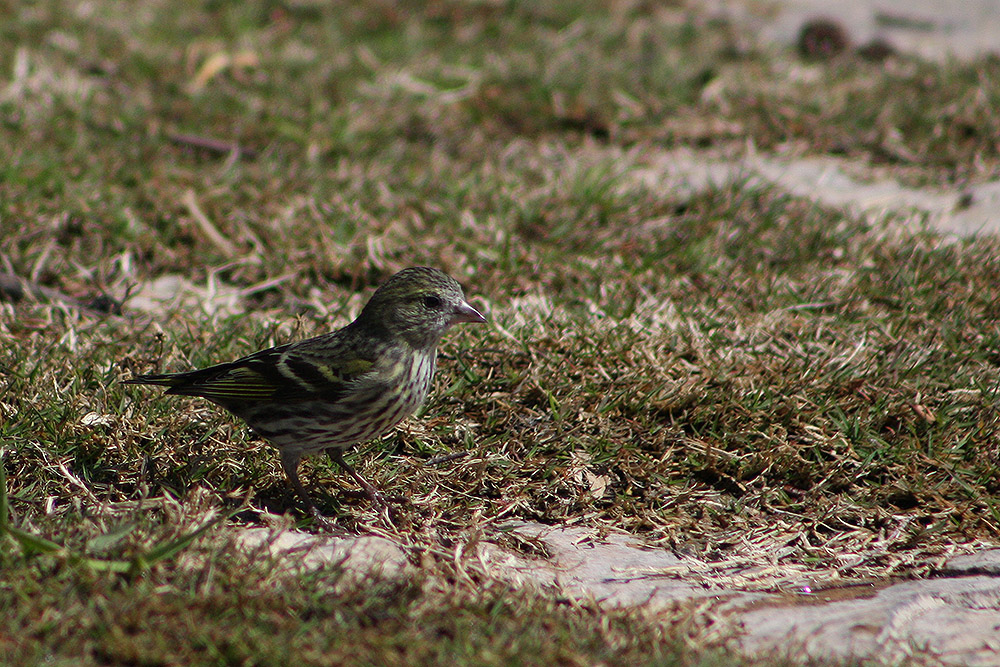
xmin=159 ymin=338 xmax=376 ymax=404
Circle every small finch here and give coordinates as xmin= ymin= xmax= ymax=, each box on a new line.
xmin=124 ymin=267 xmax=485 ymax=522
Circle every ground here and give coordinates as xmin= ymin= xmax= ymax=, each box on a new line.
xmin=2 ymin=1 xmax=1000 ymax=664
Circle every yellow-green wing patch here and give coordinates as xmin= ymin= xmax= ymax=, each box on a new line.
xmin=167 ymin=365 xmax=281 ymax=401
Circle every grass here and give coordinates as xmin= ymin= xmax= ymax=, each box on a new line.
xmin=2 ymin=0 xmax=999 ymax=664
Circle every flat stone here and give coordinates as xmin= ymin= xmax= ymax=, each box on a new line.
xmin=478 ymin=522 xmax=732 ymax=607
xmin=633 ymin=148 xmax=1000 ymax=236
xmin=735 ymin=576 xmax=1000 ymax=666
xmin=942 ymin=549 xmax=1000 ymax=576
xmin=234 ymin=526 xmax=410 ymax=582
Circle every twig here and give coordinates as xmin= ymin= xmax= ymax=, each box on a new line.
xmin=168 ymin=132 xmax=257 ymax=159
xmin=425 ymin=451 xmax=469 ymax=466
xmin=181 ymin=189 xmax=238 ymax=257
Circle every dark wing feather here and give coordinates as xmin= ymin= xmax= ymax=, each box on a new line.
xmin=126 ymin=335 xmax=377 ymax=405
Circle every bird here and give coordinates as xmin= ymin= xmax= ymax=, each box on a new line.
xmin=124 ymin=267 xmax=485 ymax=524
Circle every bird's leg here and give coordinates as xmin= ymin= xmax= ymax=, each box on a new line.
xmin=281 ymin=449 xmax=335 ymax=529
xmin=326 ymin=448 xmax=388 ymax=508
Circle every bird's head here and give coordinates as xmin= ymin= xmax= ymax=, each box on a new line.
xmin=357 ymin=267 xmax=485 ymax=349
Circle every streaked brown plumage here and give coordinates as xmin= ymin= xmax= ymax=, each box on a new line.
xmin=124 ymin=267 xmax=485 ymax=522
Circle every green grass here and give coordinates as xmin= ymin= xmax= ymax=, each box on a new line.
xmin=2 ymin=0 xmax=999 ymax=664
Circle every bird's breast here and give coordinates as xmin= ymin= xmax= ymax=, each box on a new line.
xmin=399 ymin=350 xmax=436 ymax=410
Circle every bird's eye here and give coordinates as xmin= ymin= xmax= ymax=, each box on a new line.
xmin=422 ymin=295 xmax=443 ymax=309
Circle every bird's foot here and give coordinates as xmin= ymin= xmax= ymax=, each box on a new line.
xmin=366 ymin=489 xmax=400 ymax=524
xmin=306 ymin=505 xmax=349 ymax=534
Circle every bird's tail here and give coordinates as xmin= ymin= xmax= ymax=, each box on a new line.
xmin=122 ymin=372 xmax=186 ymax=388
xmin=122 ymin=366 xmax=243 ymax=399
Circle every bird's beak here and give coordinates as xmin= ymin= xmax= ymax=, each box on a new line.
xmin=451 ymin=301 xmax=486 ymax=324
